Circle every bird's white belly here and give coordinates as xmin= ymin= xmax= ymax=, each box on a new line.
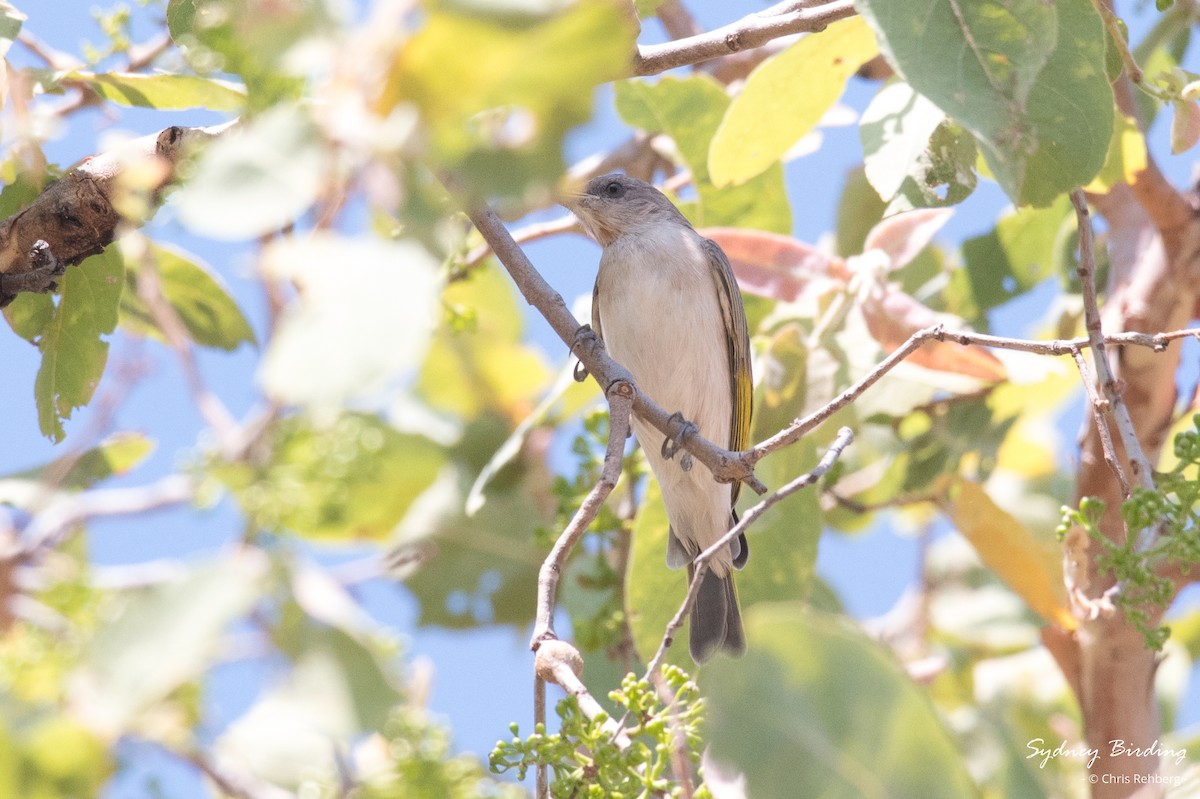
xmin=596 ymin=233 xmax=735 ymax=570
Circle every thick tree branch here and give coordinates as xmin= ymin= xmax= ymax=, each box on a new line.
xmin=634 ymin=0 xmax=857 ymax=76
xmin=0 ymin=123 xmax=230 ymax=306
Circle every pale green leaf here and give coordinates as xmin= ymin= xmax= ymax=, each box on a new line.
xmin=70 ymin=550 xmax=268 ymax=735
xmin=1 ymin=432 xmax=155 ymax=492
xmin=705 ymin=604 xmax=977 ymax=799
xmin=861 ymin=82 xmax=946 ymax=201
xmin=174 ymin=104 xmax=325 ymax=240
xmin=858 ymin=0 xmax=1112 ymax=207
xmin=260 ymin=234 xmax=438 ymax=409
xmin=625 ymin=480 xmax=688 ymax=668
xmin=34 ymin=248 xmax=125 ymax=443
xmin=120 ymin=243 xmax=256 ymax=351
xmin=710 ymin=17 xmax=879 ymax=186
xmin=67 ymin=71 xmax=245 ymax=111
xmin=1084 ymin=110 xmax=1147 ymax=192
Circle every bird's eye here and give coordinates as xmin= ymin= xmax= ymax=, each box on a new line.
xmin=604 ymin=181 xmax=624 ymax=198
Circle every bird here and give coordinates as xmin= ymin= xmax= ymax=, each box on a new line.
xmin=567 ymin=173 xmax=752 ymax=663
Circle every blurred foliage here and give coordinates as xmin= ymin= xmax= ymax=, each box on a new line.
xmin=0 ymin=0 xmax=1198 ymax=797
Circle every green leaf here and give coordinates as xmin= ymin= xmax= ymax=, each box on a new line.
xmin=3 ymin=291 xmax=54 ymax=343
xmin=0 ymin=2 xmax=23 ymax=59
xmin=215 ymin=413 xmax=444 ymax=542
xmin=835 ymin=167 xmax=887 ymax=257
xmin=174 ymin=104 xmax=325 ymax=240
xmin=615 ymin=75 xmax=791 ymax=232
xmin=259 ymin=234 xmax=438 ymax=409
xmin=2 ymin=432 xmax=155 ymax=492
xmin=33 ymin=247 xmax=125 ymax=443
xmin=710 ymin=17 xmax=879 ymax=186
xmin=1085 ymin=110 xmax=1147 ymax=191
xmin=625 ymin=480 xmax=687 ymax=667
xmin=70 ymin=550 xmax=268 ymax=733
xmin=951 ymin=195 xmax=1072 ymax=319
xmin=120 ymin=243 xmax=256 ymax=351
xmin=66 ymin=71 xmax=245 ymax=111
xmin=384 ymin=1 xmax=636 ymax=197
xmin=705 ymin=605 xmax=977 ymax=799
xmin=858 ymin=0 xmax=1112 ymax=207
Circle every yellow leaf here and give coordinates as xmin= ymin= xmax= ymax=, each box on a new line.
xmin=709 ymin=16 xmax=878 ymax=186
xmin=937 ymin=476 xmax=1075 ymax=630
xmin=1084 ymin=109 xmax=1147 ymax=192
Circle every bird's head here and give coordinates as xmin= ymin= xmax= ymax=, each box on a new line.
xmin=565 ymin=173 xmax=689 ymax=247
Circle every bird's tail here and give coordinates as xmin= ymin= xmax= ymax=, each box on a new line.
xmin=688 ymin=566 xmax=745 ymax=663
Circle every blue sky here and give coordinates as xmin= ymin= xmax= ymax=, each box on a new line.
xmin=2 ymin=1 xmax=1198 ymax=796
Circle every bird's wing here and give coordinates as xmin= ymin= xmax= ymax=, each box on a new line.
xmin=702 ymin=237 xmax=753 ymax=506
xmin=591 ymin=280 xmax=603 ymax=343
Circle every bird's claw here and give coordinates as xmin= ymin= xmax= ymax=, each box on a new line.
xmin=661 ymin=412 xmax=698 ymax=471
xmin=571 ymin=324 xmax=597 ymax=382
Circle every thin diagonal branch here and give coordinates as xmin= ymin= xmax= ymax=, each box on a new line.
xmin=644 ymin=426 xmax=854 ymax=675
xmin=530 ymin=380 xmax=634 ymax=649
xmin=1069 ymin=346 xmax=1129 ymax=498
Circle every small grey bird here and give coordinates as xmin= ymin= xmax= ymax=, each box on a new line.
xmin=568 ymin=173 xmax=752 ymax=663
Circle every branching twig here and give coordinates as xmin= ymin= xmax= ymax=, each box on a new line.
xmin=535 ymin=639 xmax=632 ymax=749
xmin=643 ymin=426 xmax=854 ymax=675
xmin=634 ymin=0 xmax=857 ymax=76
xmin=530 ymin=380 xmax=634 ymax=649
xmin=1070 ymin=191 xmax=1157 ymax=523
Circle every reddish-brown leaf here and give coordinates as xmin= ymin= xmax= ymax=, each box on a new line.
xmin=700 ymin=227 xmax=848 ymax=302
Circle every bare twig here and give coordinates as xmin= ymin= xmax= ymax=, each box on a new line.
xmin=534 ymin=673 xmax=547 ymax=799
xmin=634 ymin=0 xmax=857 ymax=76
xmin=644 ymin=426 xmax=854 ymax=675
xmin=459 ymin=214 xmax=580 ymax=275
xmin=1070 ymin=192 xmax=1157 ymax=510
xmin=1069 ymin=346 xmax=1130 ymax=498
xmin=530 ymin=380 xmax=634 ymax=649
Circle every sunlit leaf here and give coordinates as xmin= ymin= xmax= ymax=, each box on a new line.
xmin=260 ymin=234 xmax=438 ymax=409
xmin=69 ymin=549 xmax=269 ymax=735
xmin=66 ymin=71 xmax=245 ymax=111
xmin=710 ymin=17 xmax=878 ymax=186
xmin=936 ymin=476 xmax=1074 ymax=630
xmin=33 ymin=247 xmax=124 ymax=443
xmin=615 ymin=75 xmax=791 ymax=232
xmin=120 ymin=243 xmax=256 ymax=351
xmin=174 ymin=104 xmax=325 ymax=240
xmin=1085 ymin=110 xmax=1148 ymax=192
xmin=384 ymin=1 xmax=635 ymax=196
xmin=705 ymin=604 xmax=977 ymax=799
xmin=858 ymin=0 xmax=1112 ymax=206
xmin=861 ymin=81 xmax=947 ymax=203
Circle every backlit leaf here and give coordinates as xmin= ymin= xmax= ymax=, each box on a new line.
xmin=936 ymin=476 xmax=1075 ymax=630
xmin=34 ymin=247 xmax=124 ymax=443
xmin=66 ymin=71 xmax=245 ymax=112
